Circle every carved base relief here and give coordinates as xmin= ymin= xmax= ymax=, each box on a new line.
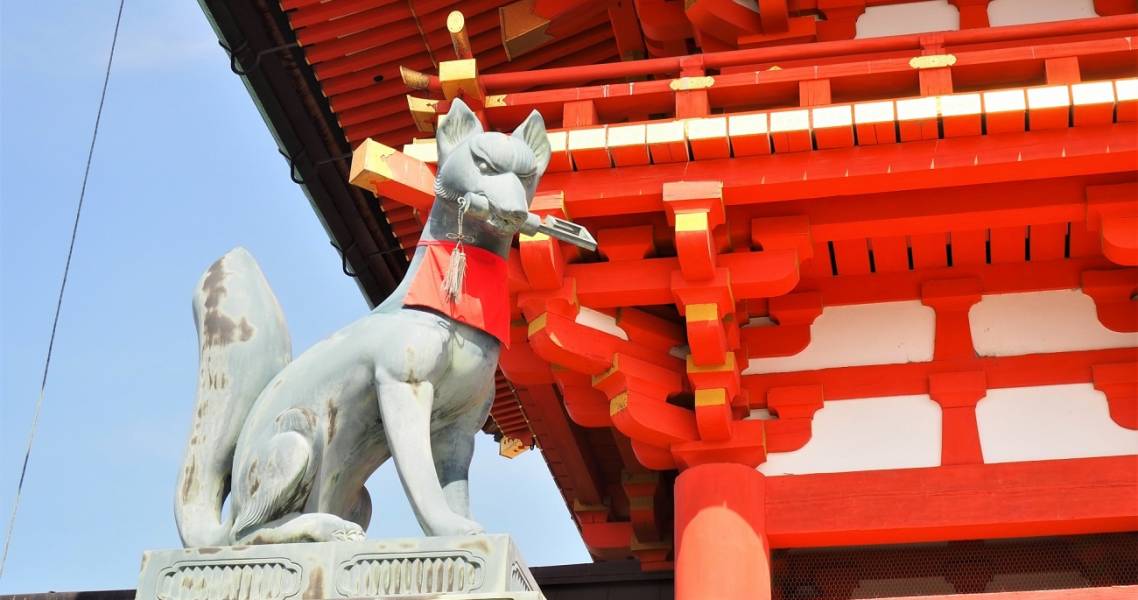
xmin=137 ymin=534 xmax=543 ymax=600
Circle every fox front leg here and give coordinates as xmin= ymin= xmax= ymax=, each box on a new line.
xmin=431 ymin=389 xmax=493 ymax=519
xmin=431 ymin=424 xmax=475 ymax=519
xmin=376 ymin=377 xmax=484 ymax=536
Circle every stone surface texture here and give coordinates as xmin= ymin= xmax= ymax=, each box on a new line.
xmin=136 ymin=534 xmax=543 ymax=599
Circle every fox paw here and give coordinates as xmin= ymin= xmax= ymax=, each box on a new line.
xmin=300 ymin=513 xmax=365 ymax=543
xmin=430 ymin=513 xmax=485 ymax=537
xmin=332 ymin=526 xmax=366 ymax=542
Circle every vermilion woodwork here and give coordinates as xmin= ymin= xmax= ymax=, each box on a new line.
xmin=1087 ymin=183 xmax=1138 ymax=266
xmin=921 ymin=278 xmax=982 ymax=361
xmin=1096 ymin=0 xmax=1137 ymax=15
xmin=1081 ymin=269 xmax=1138 ymax=332
xmin=470 ymin=37 xmax=1135 ymax=127
xmin=606 ymin=0 xmax=646 ymax=61
xmin=815 ymin=0 xmax=865 ymax=41
xmin=743 ymin=348 xmax=1138 ymax=406
xmin=541 ymin=124 xmax=1137 ymax=215
xmin=928 ymin=371 xmax=987 ymax=465
xmin=675 ymin=463 xmax=769 ymax=600
xmin=1092 ymin=362 xmax=1138 ymax=429
xmin=763 ymin=384 xmax=824 ymax=452
xmin=764 ymin=456 xmax=1138 ymax=548
xmin=291 ymin=0 xmax=1138 ymax=569
xmin=673 ymin=457 xmax=1138 ymax=598
xmin=949 ymin=0 xmax=991 ymax=29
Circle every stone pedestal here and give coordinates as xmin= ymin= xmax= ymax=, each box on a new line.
xmin=136 ymin=534 xmax=543 ymax=599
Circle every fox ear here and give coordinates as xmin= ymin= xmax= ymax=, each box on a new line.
xmin=512 ymin=110 xmax=550 ymax=177
xmin=436 ymin=99 xmax=483 ymax=164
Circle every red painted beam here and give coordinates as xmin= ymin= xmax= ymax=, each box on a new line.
xmin=795 ymin=256 xmax=1119 ymax=308
xmin=782 ymin=178 xmax=1092 ymax=242
xmin=743 ymin=347 xmax=1137 ymax=407
xmin=483 ymin=36 xmax=1133 ymax=121
xmin=566 ymin=249 xmax=799 ymax=308
xmin=764 ymin=455 xmax=1138 ymax=548
xmin=415 ymin=14 xmax=1138 ymax=93
xmin=565 ymin=254 xmax=1121 ymax=315
xmin=542 ymin=123 xmax=1137 ymax=217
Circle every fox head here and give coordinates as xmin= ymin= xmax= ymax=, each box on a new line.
xmin=430 ymin=99 xmax=551 ymax=244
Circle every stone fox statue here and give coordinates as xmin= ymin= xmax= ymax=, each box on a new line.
xmin=175 ymin=99 xmax=551 ymax=546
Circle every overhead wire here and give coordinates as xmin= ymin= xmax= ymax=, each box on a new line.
xmin=0 ymin=0 xmax=127 ymax=579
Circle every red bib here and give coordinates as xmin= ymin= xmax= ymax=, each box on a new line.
xmin=403 ymin=240 xmax=510 ymax=347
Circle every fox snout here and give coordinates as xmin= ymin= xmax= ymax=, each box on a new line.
xmin=494 ymin=202 xmax=528 ymax=228
xmin=467 ymin=172 xmax=530 ymax=229
xmin=485 ymin=202 xmax=528 ymax=233
xmin=460 ymin=190 xmax=527 ymax=230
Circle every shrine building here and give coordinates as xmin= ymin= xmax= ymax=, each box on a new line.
xmin=198 ymin=1 xmax=1137 ymax=598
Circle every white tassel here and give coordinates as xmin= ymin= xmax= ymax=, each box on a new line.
xmin=441 ymin=243 xmax=467 ymax=303
xmin=442 ymin=194 xmax=471 ymax=302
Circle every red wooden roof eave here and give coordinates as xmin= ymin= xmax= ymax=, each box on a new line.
xmin=285 ymin=0 xmax=622 ymax=150
xmin=200 ymin=0 xmax=408 ymax=302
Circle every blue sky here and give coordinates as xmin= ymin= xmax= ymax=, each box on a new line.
xmin=0 ymin=1 xmax=587 ymax=593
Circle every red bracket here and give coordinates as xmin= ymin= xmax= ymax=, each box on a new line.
xmin=664 ymin=181 xmax=726 ymax=281
xmin=929 ymin=370 xmax=987 ymax=465
xmin=671 ymin=419 xmax=767 ymax=469
xmin=580 ymin=520 xmax=635 ymax=560
xmin=616 ymin=308 xmax=686 ymax=355
xmin=519 ymin=234 xmax=565 ymax=290
xmin=764 ymin=384 xmax=825 ymax=453
xmin=527 ymin=307 xmax=613 ymax=375
xmin=623 ymin=471 xmax=664 ymax=544
xmin=1093 ymin=363 xmax=1138 ymax=430
xmin=742 ymin=292 xmax=824 ymax=358
xmin=1081 ymin=269 xmax=1138 ymax=333
xmin=1087 ymin=183 xmax=1138 ymax=266
xmin=815 ymin=0 xmax=867 ymax=41
xmin=597 ymin=225 xmax=656 ymax=262
xmin=498 ymin=330 xmax=554 ymax=385
xmin=553 ymin=368 xmax=611 ymax=428
xmin=597 ymin=353 xmax=698 ymax=449
xmin=921 ymin=278 xmax=983 ymax=361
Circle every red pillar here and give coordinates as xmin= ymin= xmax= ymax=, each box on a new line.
xmin=675 ymin=463 xmax=770 ymax=600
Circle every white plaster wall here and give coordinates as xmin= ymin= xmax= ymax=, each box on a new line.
xmin=988 ymin=0 xmax=1097 ymax=27
xmin=855 ymin=0 xmax=959 ymax=38
xmin=759 ymin=395 xmax=943 ymax=476
xmin=976 ymin=383 xmax=1138 ymax=463
xmin=969 ymin=289 xmax=1138 ymax=357
xmin=743 ymin=301 xmax=935 ymax=375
